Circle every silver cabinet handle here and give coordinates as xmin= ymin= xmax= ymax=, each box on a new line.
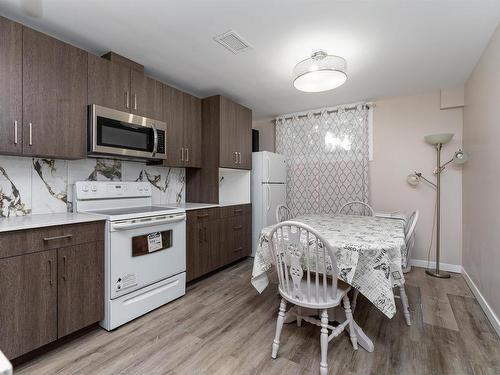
xmin=62 ymin=256 xmax=67 ymax=281
xmin=48 ymin=259 xmax=53 ymax=286
xmin=43 ymin=234 xmax=73 ymax=241
xmin=180 ymin=147 xmax=184 ymax=161
xmin=238 ymin=152 xmax=241 ymax=164
xmin=125 ymin=91 xmax=130 ymax=109
xmin=14 ymin=120 xmax=18 ymax=144
xmin=29 ymin=123 xmax=32 ymax=146
xmin=234 ymin=151 xmax=237 ymax=164
xmin=133 ymin=93 xmax=137 ymax=111
xmin=186 ymin=148 xmax=189 ymax=162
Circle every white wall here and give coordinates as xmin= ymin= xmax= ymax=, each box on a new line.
xmin=252 ymin=119 xmax=275 ymax=152
xmin=463 ymin=23 xmax=500 ymax=332
xmin=370 ymin=92 xmax=463 ymax=267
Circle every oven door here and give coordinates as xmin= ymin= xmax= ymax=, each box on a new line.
xmin=89 ymin=104 xmax=166 ymax=160
xmin=108 ymin=213 xmax=186 ymax=299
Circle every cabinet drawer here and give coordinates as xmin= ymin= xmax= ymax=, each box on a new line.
xmin=0 ymin=221 xmax=105 ymax=259
xmin=187 ymin=207 xmax=220 ymax=224
xmin=220 ymin=204 xmax=251 ymax=218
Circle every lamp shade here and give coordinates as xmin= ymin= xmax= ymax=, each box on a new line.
xmin=407 ymin=174 xmax=420 ymax=186
xmin=424 ymin=133 xmax=454 ymax=145
xmin=453 ymin=150 xmax=469 ymax=164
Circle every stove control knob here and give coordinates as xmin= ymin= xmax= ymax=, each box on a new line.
xmin=138 ymin=186 xmax=144 ymax=192
xmin=91 ymin=185 xmax=98 ymax=192
xmin=82 ymin=184 xmax=89 ymax=192
xmin=144 ymin=185 xmax=150 ymax=192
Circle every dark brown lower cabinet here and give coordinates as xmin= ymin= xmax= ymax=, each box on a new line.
xmin=187 ymin=204 xmax=251 ymax=282
xmin=0 ymin=221 xmax=105 ymax=360
xmin=58 ymin=242 xmax=104 ymax=337
xmin=0 ymin=250 xmax=58 ymax=360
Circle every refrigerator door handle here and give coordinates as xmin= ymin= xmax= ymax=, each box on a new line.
xmin=266 ymin=184 xmax=271 ymax=212
xmin=266 ymin=157 xmax=271 ymax=182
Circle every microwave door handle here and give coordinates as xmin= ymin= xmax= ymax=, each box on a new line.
xmin=151 ymin=125 xmax=158 ymax=158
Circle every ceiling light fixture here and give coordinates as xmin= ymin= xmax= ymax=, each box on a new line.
xmin=293 ymin=50 xmax=347 ymax=92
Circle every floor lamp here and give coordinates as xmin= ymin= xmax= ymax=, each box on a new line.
xmin=406 ymin=133 xmax=469 ymax=278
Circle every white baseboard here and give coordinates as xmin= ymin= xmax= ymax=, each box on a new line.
xmin=409 ymin=258 xmax=462 ymax=273
xmin=462 ymin=267 xmax=500 ymax=338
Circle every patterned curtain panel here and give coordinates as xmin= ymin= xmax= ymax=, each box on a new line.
xmin=275 ymin=104 xmax=370 ymax=216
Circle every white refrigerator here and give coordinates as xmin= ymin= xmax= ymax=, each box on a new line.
xmin=251 ymin=151 xmax=287 ymax=256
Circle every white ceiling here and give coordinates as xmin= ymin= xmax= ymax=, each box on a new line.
xmin=1 ymin=0 xmax=499 ymax=119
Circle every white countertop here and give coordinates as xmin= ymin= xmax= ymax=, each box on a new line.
xmin=164 ymin=202 xmax=251 ymax=211
xmin=0 ymin=212 xmax=105 ymax=233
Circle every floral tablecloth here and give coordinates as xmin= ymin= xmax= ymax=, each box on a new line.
xmin=251 ymin=214 xmax=406 ymax=318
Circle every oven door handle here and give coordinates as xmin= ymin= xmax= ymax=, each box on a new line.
xmin=111 ymin=214 xmax=186 ymax=231
xmin=151 ymin=124 xmax=158 ymax=158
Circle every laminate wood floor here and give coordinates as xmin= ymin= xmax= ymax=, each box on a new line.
xmin=15 ymin=259 xmax=500 ymax=375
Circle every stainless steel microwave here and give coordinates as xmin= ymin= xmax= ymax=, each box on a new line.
xmin=88 ymin=105 xmax=167 ymax=160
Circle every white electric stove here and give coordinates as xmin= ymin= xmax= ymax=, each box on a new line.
xmin=74 ymin=181 xmax=186 ymax=331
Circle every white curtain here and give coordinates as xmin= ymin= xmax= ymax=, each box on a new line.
xmin=275 ymin=104 xmax=370 ymax=216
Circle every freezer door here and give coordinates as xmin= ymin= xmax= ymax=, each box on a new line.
xmin=263 ymin=183 xmax=287 ymax=227
xmin=263 ymin=152 xmax=287 ymax=183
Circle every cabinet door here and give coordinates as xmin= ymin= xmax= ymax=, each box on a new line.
xmin=186 ymin=216 xmax=199 ymax=282
xmin=22 ymin=27 xmax=87 ymax=159
xmin=130 ymin=70 xmax=163 ymax=120
xmin=219 ymin=97 xmax=238 ymax=168
xmin=237 ymin=104 xmax=252 ymax=170
xmin=0 ymin=17 xmax=22 ymax=155
xmin=0 ymin=250 xmax=57 ymax=360
xmin=88 ymin=54 xmax=131 ymax=112
xmin=163 ymin=85 xmax=184 ymax=167
xmin=57 ymin=242 xmax=104 ymax=337
xmin=242 ymin=212 xmax=252 ymax=257
xmin=183 ymin=93 xmax=202 ymax=168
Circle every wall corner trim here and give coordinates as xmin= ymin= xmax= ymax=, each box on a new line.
xmin=462 ymin=267 xmax=500 ymax=338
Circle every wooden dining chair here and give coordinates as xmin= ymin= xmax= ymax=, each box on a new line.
xmin=275 ymin=204 xmax=291 ymax=223
xmin=337 ymin=201 xmax=374 ymax=216
xmin=403 ymin=210 xmax=419 ymax=273
xmin=268 ymin=221 xmax=358 ymax=375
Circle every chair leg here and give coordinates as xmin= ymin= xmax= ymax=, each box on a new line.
xmin=399 ymin=285 xmax=412 ymax=326
xmin=271 ymin=298 xmax=287 ymax=359
xmin=296 ymin=307 xmax=302 ymax=327
xmin=319 ymin=309 xmax=329 ymax=375
xmin=351 ymin=289 xmax=359 ymax=313
xmin=343 ymin=295 xmax=358 ymax=350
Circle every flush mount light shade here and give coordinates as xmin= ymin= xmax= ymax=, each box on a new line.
xmin=453 ymin=149 xmax=469 ymax=164
xmin=293 ymin=51 xmax=347 ymax=92
xmin=424 ymin=133 xmax=454 ymax=145
xmin=407 ymin=174 xmax=420 ymax=186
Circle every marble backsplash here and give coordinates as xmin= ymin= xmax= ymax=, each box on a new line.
xmin=0 ymin=156 xmax=185 ymax=218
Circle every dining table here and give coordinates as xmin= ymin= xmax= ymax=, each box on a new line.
xmin=251 ymin=213 xmax=407 ymax=352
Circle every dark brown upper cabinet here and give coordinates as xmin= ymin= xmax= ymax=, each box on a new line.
xmin=88 ymin=53 xmax=131 ymax=113
xmin=163 ymin=85 xmax=202 ymax=168
xmin=0 ymin=18 xmax=87 ymax=159
xmin=236 ymin=104 xmax=252 ymax=169
xmin=89 ymin=53 xmax=163 ymax=121
xmin=0 ymin=16 xmax=22 ymax=156
xmin=183 ymin=92 xmax=202 ymax=168
xmin=130 ymin=70 xmax=163 ymax=120
xmin=22 ymin=27 xmax=87 ymax=159
xmin=206 ymin=95 xmax=253 ymax=170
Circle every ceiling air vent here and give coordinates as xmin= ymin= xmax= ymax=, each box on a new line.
xmin=213 ymin=30 xmax=252 ymax=54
